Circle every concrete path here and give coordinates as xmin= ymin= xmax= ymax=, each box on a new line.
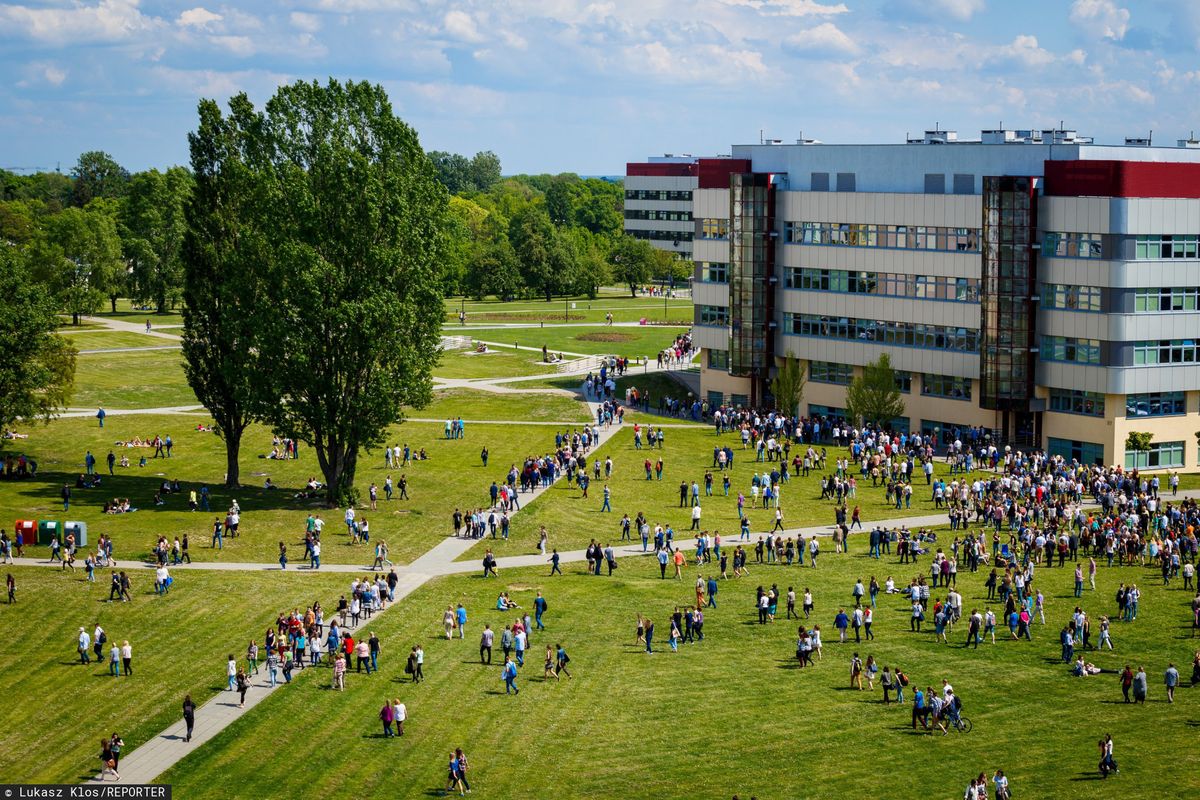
xmin=89 ymin=402 xmax=627 ymax=785
xmin=82 ymin=315 xmax=183 ymax=342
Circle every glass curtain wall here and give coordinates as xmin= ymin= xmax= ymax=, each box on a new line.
xmin=728 ymin=173 xmax=774 ymax=405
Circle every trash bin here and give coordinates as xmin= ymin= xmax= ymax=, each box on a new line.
xmin=38 ymin=519 xmax=61 ymax=546
xmin=14 ymin=519 xmax=35 ymax=544
xmin=64 ymin=521 xmax=88 ymax=548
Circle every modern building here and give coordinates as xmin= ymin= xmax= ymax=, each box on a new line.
xmin=690 ymin=129 xmax=1200 ymax=470
xmin=623 ymin=155 xmax=705 ymax=260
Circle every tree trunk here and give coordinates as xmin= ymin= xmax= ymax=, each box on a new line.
xmin=317 ymin=438 xmax=359 ymax=508
xmin=224 ymin=429 xmax=242 ymax=488
xmin=629 ymin=282 xmax=637 ymax=297
xmin=156 ymin=293 xmax=167 ymax=314
xmin=110 ymin=296 xmax=118 ymax=313
xmin=72 ymin=312 xmax=80 ymax=326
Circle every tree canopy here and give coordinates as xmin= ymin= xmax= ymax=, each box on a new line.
xmin=845 ymin=353 xmax=906 ymax=429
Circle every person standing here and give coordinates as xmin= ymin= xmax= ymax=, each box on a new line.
xmin=333 ymin=653 xmax=346 ymax=691
xmin=1132 ymin=665 xmax=1148 ymax=703
xmin=109 ymin=733 xmax=124 ymax=772
xmin=78 ymin=627 xmax=92 ymax=664
xmin=456 ymin=603 xmax=468 ymax=640
xmin=236 ymin=668 xmax=249 ymax=708
xmin=182 ymin=695 xmax=196 ymax=742
xmin=480 ymin=624 xmax=494 ymax=664
xmin=96 ymin=406 xmax=106 ymax=428
xmin=226 ymin=654 xmax=238 ymax=691
xmin=393 ymin=698 xmax=407 ymax=736
xmin=109 ymin=641 xmax=121 ymax=676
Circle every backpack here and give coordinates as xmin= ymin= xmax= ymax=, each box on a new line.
xmin=898 ymin=671 xmax=909 ymax=687
xmin=953 ymin=694 xmax=962 ymax=712
xmin=98 ymin=631 xmax=107 ymax=645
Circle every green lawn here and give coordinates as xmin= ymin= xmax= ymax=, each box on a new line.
xmin=94 ymin=306 xmax=186 ymax=326
xmin=446 ymin=292 xmax=692 ymax=325
xmin=1 ymin=414 xmax=586 ymax=565
xmin=62 ymin=331 xmax=179 ymax=351
xmin=433 ymin=346 xmax=558 ymax=380
xmin=420 ymin=388 xmax=591 ymax=424
xmin=72 ymin=349 xmax=198 ymax=409
xmin=461 ymin=429 xmax=961 ymax=559
xmin=462 ymin=324 xmax=689 ymax=358
xmin=0 ymin=566 xmax=352 ymax=783
xmin=160 ymin=554 xmax=1199 ymax=798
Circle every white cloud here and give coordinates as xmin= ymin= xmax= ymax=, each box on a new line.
xmin=719 ymin=0 xmax=848 ymax=16
xmin=0 ymin=0 xmax=160 ymax=44
xmin=1069 ymin=0 xmax=1130 ymax=41
xmin=209 ymin=35 xmax=255 ymax=56
xmin=16 ymin=60 xmax=68 ymax=87
xmin=888 ymin=0 xmax=985 ymax=23
xmin=177 ymin=7 xmax=222 ymax=28
xmin=289 ymin=11 xmax=321 ymax=32
xmin=988 ymin=34 xmax=1055 ymax=68
xmin=443 ymin=9 xmax=484 ymax=42
xmin=150 ymin=65 xmax=292 ymax=98
xmin=621 ymin=40 xmax=767 ymax=84
xmin=784 ymin=22 xmax=858 ymax=57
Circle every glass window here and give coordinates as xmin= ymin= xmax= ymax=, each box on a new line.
xmin=707 ymin=349 xmax=729 ymax=370
xmin=783 ymin=222 xmax=981 ymax=253
xmin=1133 ymin=340 xmax=1200 ymax=365
xmin=1042 ymin=232 xmax=1103 ymax=259
xmin=894 ymin=371 xmax=911 ymax=393
xmin=1043 ymin=283 xmax=1102 ymax=312
xmin=784 ymin=314 xmax=978 ymax=353
xmin=921 ymin=374 xmax=972 ymax=400
xmin=1125 ymin=441 xmax=1185 ymax=469
xmin=699 ymin=262 xmax=728 ymax=283
xmin=1048 ymin=437 xmax=1105 ymax=466
xmin=1125 ymin=392 xmax=1186 ymax=417
xmin=699 ymin=218 xmax=728 ymax=240
xmin=809 ymin=361 xmax=853 ymax=385
xmin=1041 ymin=336 xmax=1101 ymax=365
xmin=697 ymin=305 xmax=728 ymax=326
xmin=1134 ymin=235 xmax=1200 ymax=260
xmin=1133 ymin=287 xmax=1200 ymax=312
xmin=1048 ymin=389 xmax=1105 ymax=417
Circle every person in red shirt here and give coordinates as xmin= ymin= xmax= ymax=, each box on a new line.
xmin=342 ymin=633 xmax=354 ymax=663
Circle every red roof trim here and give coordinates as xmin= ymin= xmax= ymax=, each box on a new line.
xmin=1044 ymin=160 xmax=1200 ymax=199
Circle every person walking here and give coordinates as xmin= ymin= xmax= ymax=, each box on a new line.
xmin=503 ymin=656 xmax=519 ymax=694
xmin=182 ymin=695 xmax=196 ymax=742
xmin=333 ymin=652 xmax=347 ymax=691
xmin=120 ymin=640 xmax=132 ymax=676
xmin=1132 ymin=665 xmax=1148 ymax=703
xmin=1165 ymin=662 xmax=1179 ymax=703
xmin=379 ymin=699 xmax=395 ymax=738
xmin=98 ymin=737 xmax=119 ymax=781
xmin=235 ymin=668 xmax=249 ymax=708
xmin=393 ymin=698 xmax=407 ymax=736
xmin=480 ymin=624 xmax=494 ymax=664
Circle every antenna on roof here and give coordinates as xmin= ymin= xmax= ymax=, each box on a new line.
xmin=1149 ymin=130 xmax=1153 ymax=146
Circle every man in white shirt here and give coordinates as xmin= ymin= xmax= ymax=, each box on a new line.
xmin=393 ymin=700 xmax=407 ymax=735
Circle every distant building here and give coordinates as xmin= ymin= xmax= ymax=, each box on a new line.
xmin=623 ymin=155 xmax=708 ymax=261
xmin=689 ymin=128 xmax=1200 ymax=470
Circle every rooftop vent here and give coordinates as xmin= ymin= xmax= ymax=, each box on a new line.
xmin=1124 ymin=137 xmax=1152 ymax=147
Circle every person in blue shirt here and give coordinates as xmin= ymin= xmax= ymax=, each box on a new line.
xmin=534 ymin=592 xmax=547 ymax=630
xmin=600 ymin=484 xmax=611 ymax=512
xmin=549 ymin=549 xmax=562 ymax=575
xmin=657 ymin=547 xmax=669 ymax=579
xmin=912 ymin=687 xmax=928 ymax=730
xmin=456 ymin=604 xmax=467 ymax=640
xmin=706 ymin=577 xmax=718 ymax=608
xmin=502 ymin=656 xmax=519 ymax=694
xmin=834 ymin=609 xmax=850 ymax=642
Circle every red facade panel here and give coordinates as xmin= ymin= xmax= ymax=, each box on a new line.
xmin=1044 ymin=159 xmax=1200 ymax=199
xmin=625 ymin=162 xmax=697 ymax=178
xmin=697 ymin=158 xmax=752 ymax=189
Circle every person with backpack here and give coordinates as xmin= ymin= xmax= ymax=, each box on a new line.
xmin=894 ymin=667 xmax=909 ymax=704
xmin=502 ymin=656 xmax=519 ymax=694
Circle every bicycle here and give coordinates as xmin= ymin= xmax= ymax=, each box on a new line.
xmin=949 ymin=715 xmax=973 ymax=734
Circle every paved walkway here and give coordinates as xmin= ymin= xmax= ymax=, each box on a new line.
xmin=82 ymin=315 xmax=183 ymax=342
xmin=89 ymin=401 xmax=627 ymax=785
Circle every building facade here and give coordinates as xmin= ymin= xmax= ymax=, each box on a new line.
xmin=691 ymin=130 xmax=1200 ymax=471
xmin=623 ymin=156 xmax=703 ymax=260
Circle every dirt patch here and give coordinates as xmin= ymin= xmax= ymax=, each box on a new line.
xmin=575 ymin=331 xmax=637 ymax=343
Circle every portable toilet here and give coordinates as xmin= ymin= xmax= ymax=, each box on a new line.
xmin=38 ymin=519 xmax=61 ymax=546
xmin=14 ymin=519 xmax=35 ymax=544
xmin=64 ymin=521 xmax=88 ymax=548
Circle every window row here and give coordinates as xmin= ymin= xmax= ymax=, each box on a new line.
xmin=624 ymin=209 xmax=692 ymax=222
xmin=697 ymin=305 xmax=729 ymax=326
xmin=698 ymin=218 xmax=729 ymax=240
xmin=785 ymin=222 xmax=980 ymax=253
xmin=1048 ymin=438 xmax=1105 ymax=467
xmin=895 ymin=371 xmax=912 ymax=393
xmin=1126 ymin=391 xmax=1187 ymax=417
xmin=698 ymin=262 xmax=729 ymax=283
xmin=1040 ymin=336 xmax=1101 ymax=365
xmin=785 ymin=314 xmax=979 ymax=353
xmin=808 ymin=360 xmax=853 ymax=385
xmin=1041 ymin=232 xmax=1103 ymax=259
xmin=625 ymin=189 xmax=692 ymax=201
xmin=1134 ymin=235 xmax=1199 ymax=260
xmin=1048 ymin=389 xmax=1105 ymax=417
xmin=922 ymin=374 xmax=972 ymax=400
xmin=1125 ymin=441 xmax=1185 ymax=470
xmin=1134 ymin=287 xmax=1200 ymax=312
xmin=1042 ymin=283 xmax=1102 ymax=312
xmin=1133 ymin=339 xmax=1199 ymax=365
xmin=786 ymin=268 xmax=979 ymax=302
xmin=628 ymin=229 xmax=693 ymax=243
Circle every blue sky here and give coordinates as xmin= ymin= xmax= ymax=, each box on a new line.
xmin=2 ymin=0 xmax=1199 ymax=175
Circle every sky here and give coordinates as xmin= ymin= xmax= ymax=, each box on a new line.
xmin=2 ymin=0 xmax=1199 ymax=176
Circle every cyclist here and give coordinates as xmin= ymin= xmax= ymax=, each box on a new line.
xmin=944 ymin=688 xmax=964 ymax=731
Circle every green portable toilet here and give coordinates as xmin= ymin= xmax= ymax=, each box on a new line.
xmin=38 ymin=519 xmax=61 ymax=546
xmin=64 ymin=521 xmax=88 ymax=548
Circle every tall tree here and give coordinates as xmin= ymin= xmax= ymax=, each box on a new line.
xmin=28 ymin=202 xmax=123 ymax=324
xmin=0 ymin=248 xmax=76 ymax=438
xmin=122 ymin=167 xmax=194 ymax=312
xmin=509 ymin=203 xmax=562 ymax=301
xmin=71 ymin=151 xmax=129 ymax=207
xmin=771 ymin=354 xmax=807 ymax=415
xmin=181 ymin=95 xmax=272 ymax=489
xmin=429 ymin=151 xmax=472 ymax=194
xmin=468 ymin=151 xmax=502 ymax=192
xmin=252 ymin=79 xmax=447 ymax=505
xmin=610 ymin=235 xmax=655 ymax=297
xmin=845 ymin=353 xmax=906 ymax=429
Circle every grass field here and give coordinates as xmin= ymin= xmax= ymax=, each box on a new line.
xmin=462 ymin=325 xmax=689 ymax=358
xmin=63 ymin=331 xmax=180 ymax=351
xmin=460 ymin=428 xmax=964 ymax=560
xmin=158 ymin=553 xmax=1200 ymax=798
xmin=0 ymin=566 xmax=351 ymax=783
xmin=420 ymin=389 xmax=591 ymax=424
xmin=446 ymin=292 xmax=692 ymax=326
xmin=72 ymin=349 xmax=198 ymax=409
xmin=1 ymin=414 xmax=588 ymax=565
xmin=433 ymin=346 xmax=559 ymax=380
